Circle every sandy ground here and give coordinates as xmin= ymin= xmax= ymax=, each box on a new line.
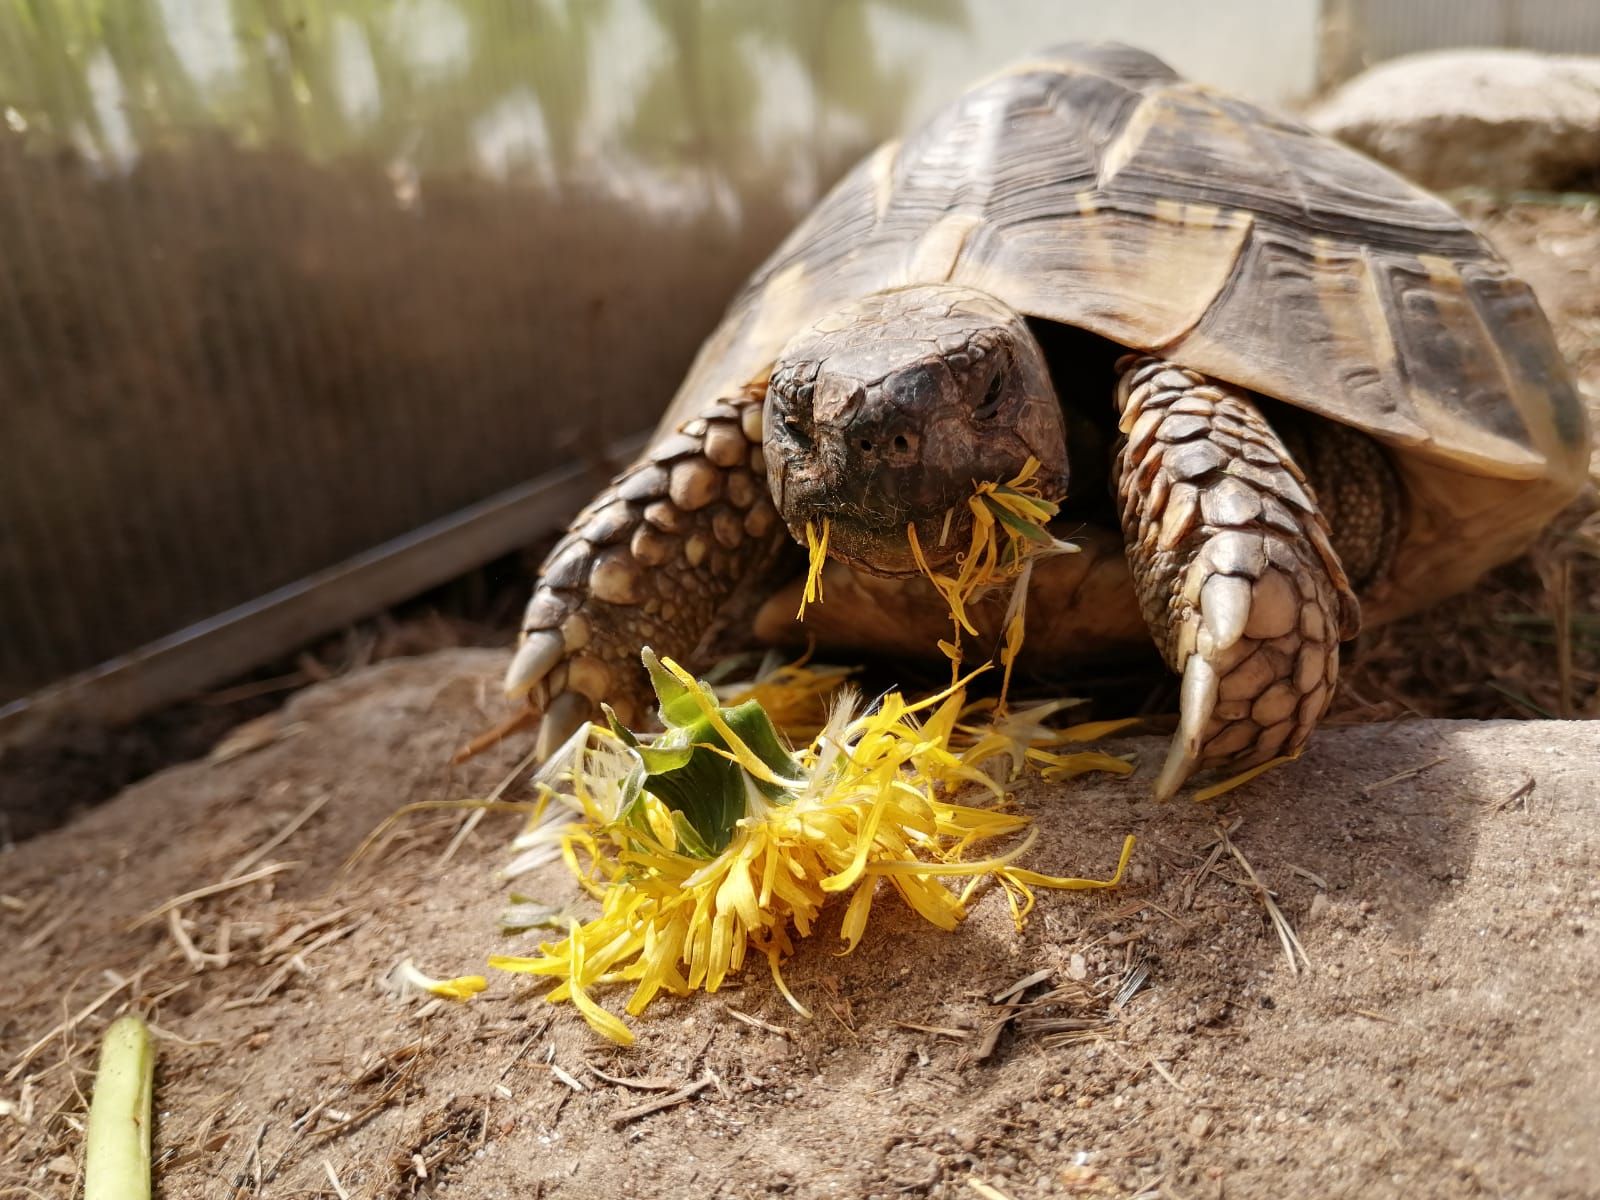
xmin=3 ymin=649 xmax=1598 ymax=1200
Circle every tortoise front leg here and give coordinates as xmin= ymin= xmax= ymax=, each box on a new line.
xmin=506 ymin=390 xmax=790 ymax=753
xmin=1113 ymin=357 xmax=1361 ymax=800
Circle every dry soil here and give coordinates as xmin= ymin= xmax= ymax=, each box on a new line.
xmin=3 ymin=650 xmax=1598 ymax=1199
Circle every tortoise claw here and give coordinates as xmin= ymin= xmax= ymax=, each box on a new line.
xmin=535 ymin=691 xmax=592 ymax=762
xmin=504 ymin=630 xmax=565 ymax=701
xmin=1155 ymin=654 xmax=1217 ymax=802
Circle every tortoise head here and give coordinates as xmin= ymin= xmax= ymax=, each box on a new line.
xmin=765 ymin=284 xmax=1068 ymax=576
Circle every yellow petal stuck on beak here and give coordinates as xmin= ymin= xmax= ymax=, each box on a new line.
xmin=797 ymin=518 xmax=831 ymax=619
xmin=908 ymin=458 xmax=1078 ymax=703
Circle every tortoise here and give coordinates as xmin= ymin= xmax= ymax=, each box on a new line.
xmin=506 ymin=42 xmax=1588 ymax=799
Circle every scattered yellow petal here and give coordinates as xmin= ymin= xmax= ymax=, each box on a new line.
xmin=994 ymin=833 xmax=1137 ymax=928
xmin=1025 ymin=747 xmax=1138 ymax=781
xmin=388 ymin=959 xmax=488 ymax=1003
xmin=1047 ymin=717 xmax=1146 ymax=743
xmin=1191 ymin=749 xmax=1304 ymax=803
xmin=1002 ymin=834 xmax=1136 ymax=891
xmin=431 ymin=975 xmax=488 ymax=1001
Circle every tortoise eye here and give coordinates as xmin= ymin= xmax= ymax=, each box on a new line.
xmin=973 ymin=364 xmax=1007 ymax=420
xmin=775 ymin=395 xmax=812 ymax=444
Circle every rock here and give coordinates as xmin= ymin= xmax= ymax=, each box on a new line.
xmin=1307 ymin=50 xmax=1600 ymax=192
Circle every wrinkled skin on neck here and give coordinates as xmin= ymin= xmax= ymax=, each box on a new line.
xmin=764 ymin=284 xmax=1069 ymax=576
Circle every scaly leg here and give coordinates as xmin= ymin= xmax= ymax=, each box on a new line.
xmin=505 ymin=388 xmax=790 ymax=754
xmin=1113 ymin=357 xmax=1361 ymax=800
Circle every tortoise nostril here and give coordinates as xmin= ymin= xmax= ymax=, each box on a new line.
xmin=859 ymin=438 xmax=874 ymax=453
xmin=892 ymin=434 xmax=910 ymax=453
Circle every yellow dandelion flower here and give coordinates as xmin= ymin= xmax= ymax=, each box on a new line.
xmin=490 ymin=649 xmax=1133 ymax=1045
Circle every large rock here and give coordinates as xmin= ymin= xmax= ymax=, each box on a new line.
xmin=1308 ymin=49 xmax=1600 ymax=192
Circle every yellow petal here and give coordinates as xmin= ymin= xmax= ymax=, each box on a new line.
xmin=1191 ymin=750 xmax=1303 ymax=802
xmin=1001 ymin=834 xmax=1136 ymax=890
xmin=1048 ymin=717 xmax=1145 ymax=743
xmin=885 ymin=872 xmax=965 ymax=930
xmin=1026 ymin=748 xmax=1138 ymax=780
xmin=837 ymin=877 xmax=877 ymax=953
xmin=818 ymin=786 xmax=892 ymax=893
xmin=716 ymin=840 xmax=764 ymax=930
xmin=429 ymin=974 xmax=487 ymax=1001
xmin=797 ymin=519 xmax=830 ymax=619
xmin=562 ymin=919 xmax=636 ymax=1046
xmin=390 ymin=960 xmax=487 ymax=1002
xmin=487 ymin=953 xmax=546 ymax=974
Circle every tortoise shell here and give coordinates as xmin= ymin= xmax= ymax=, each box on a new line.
xmin=659 ymin=43 xmax=1590 ymax=620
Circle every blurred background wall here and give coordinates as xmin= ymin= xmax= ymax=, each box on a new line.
xmin=0 ymin=0 xmax=1595 ymax=727
xmin=1321 ymin=0 xmax=1600 ymax=88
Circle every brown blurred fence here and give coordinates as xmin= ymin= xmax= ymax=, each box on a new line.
xmin=0 ymin=0 xmax=972 ymax=729
xmin=0 ymin=139 xmax=785 ymax=701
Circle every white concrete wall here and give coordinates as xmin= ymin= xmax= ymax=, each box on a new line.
xmin=887 ymin=0 xmax=1323 ymax=116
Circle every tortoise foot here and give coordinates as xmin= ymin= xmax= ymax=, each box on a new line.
xmin=1112 ymin=356 xmax=1361 ymax=800
xmin=506 ymin=390 xmax=787 ymax=751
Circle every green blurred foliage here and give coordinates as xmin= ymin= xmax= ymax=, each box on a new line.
xmin=0 ymin=0 xmax=968 ymax=184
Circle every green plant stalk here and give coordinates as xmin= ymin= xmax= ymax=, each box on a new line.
xmin=84 ymin=1014 xmax=154 ymax=1200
